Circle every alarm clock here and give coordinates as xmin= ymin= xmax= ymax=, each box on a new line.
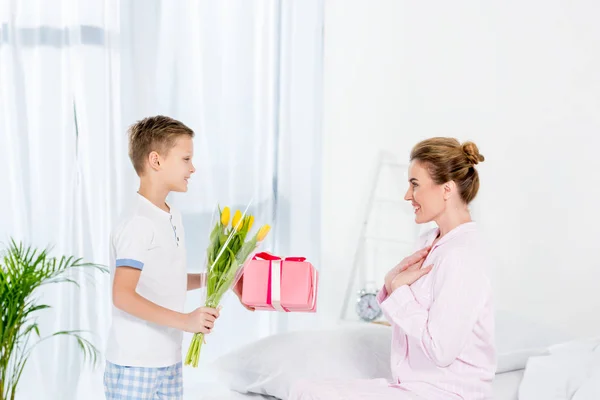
xmin=355 ymin=288 xmax=382 ymax=322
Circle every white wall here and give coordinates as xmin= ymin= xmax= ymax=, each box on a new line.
xmin=320 ymin=0 xmax=600 ymax=338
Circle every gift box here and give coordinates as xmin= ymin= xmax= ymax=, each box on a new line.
xmin=241 ymin=252 xmax=318 ymax=312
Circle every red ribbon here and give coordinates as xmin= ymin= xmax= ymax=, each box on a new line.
xmin=253 ymin=252 xmax=306 ymax=262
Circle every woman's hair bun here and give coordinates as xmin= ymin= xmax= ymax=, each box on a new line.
xmin=462 ymin=141 xmax=485 ymax=166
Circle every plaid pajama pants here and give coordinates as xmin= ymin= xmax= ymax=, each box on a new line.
xmin=103 ymin=361 xmax=183 ymax=399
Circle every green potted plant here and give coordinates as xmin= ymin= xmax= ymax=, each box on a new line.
xmin=0 ymin=239 xmax=107 ymax=400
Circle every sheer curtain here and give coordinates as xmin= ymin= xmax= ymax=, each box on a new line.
xmin=0 ymin=0 xmax=322 ymax=398
xmin=0 ymin=1 xmax=120 ymax=399
xmin=120 ymin=0 xmax=324 ymax=371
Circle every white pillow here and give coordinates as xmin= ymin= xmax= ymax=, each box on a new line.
xmin=497 ymin=348 xmax=549 ymax=374
xmin=211 ymin=324 xmax=392 ymax=399
xmin=494 ymin=310 xmax=572 ymax=373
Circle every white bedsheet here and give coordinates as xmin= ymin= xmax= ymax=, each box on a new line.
xmin=518 ymin=337 xmax=600 ymax=400
xmin=192 ymin=389 xmax=274 ymax=400
xmin=493 ymin=369 xmax=524 ymax=400
xmin=187 ymin=370 xmax=526 ymax=400
xmin=184 ymin=366 xmax=274 ymax=400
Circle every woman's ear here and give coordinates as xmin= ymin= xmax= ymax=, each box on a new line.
xmin=443 ymin=181 xmax=456 ymax=201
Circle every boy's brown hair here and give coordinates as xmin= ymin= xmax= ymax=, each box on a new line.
xmin=127 ymin=115 xmax=194 ymax=176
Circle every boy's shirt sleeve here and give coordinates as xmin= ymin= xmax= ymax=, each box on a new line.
xmin=114 ymin=217 xmax=154 ymax=271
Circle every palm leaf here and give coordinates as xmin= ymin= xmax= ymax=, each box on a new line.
xmin=0 ymin=238 xmax=107 ymax=400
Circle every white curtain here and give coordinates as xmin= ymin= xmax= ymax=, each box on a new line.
xmin=119 ymin=0 xmax=324 ymax=380
xmin=0 ymin=0 xmax=323 ymax=398
xmin=0 ymin=1 xmax=120 ymax=399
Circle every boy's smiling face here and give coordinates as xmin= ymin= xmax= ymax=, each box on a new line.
xmin=158 ymin=135 xmax=196 ymax=192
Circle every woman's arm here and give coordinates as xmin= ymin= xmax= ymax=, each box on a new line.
xmin=379 ymin=247 xmax=488 ymax=367
xmin=376 ymin=286 xmax=409 ymax=366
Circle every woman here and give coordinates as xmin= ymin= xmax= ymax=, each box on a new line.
xmin=290 ymin=138 xmax=496 ymax=400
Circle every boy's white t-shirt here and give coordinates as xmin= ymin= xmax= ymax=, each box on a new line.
xmin=105 ymin=193 xmax=187 ymax=367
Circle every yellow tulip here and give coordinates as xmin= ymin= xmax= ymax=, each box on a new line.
xmin=220 ymin=207 xmax=231 ymax=226
xmin=232 ymin=210 xmax=242 ymax=231
xmin=247 ymin=215 xmax=254 ymax=232
xmin=257 ymin=224 xmax=271 ymax=241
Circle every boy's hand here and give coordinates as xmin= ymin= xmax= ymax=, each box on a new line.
xmin=232 ymin=275 xmax=255 ymax=312
xmin=184 ymin=307 xmax=220 ymax=334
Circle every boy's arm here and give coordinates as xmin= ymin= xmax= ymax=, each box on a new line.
xmin=112 ymin=217 xmax=218 ymax=333
xmin=187 ymin=272 xmax=207 ymax=291
xmin=113 ymin=266 xmax=190 ymax=330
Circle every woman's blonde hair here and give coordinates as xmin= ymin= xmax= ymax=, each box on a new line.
xmin=410 ymin=137 xmax=485 ymax=204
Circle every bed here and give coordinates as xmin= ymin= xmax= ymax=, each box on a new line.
xmin=184 ymin=366 xmax=276 ymax=400
xmin=183 ymin=314 xmax=561 ymax=400
xmin=492 ymin=369 xmax=524 ymax=400
xmin=187 ymin=369 xmax=525 ymax=400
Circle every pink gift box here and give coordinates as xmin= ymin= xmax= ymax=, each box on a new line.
xmin=241 ymin=252 xmax=318 ymax=312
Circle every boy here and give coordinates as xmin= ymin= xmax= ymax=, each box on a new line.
xmin=104 ymin=116 xmax=238 ymax=399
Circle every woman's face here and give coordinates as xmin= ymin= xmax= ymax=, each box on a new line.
xmin=404 ymin=160 xmax=447 ymax=224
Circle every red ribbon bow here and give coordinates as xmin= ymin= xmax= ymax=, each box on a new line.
xmin=253 ymin=252 xmax=306 ymax=262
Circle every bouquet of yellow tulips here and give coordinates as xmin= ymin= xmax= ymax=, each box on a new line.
xmin=184 ymin=205 xmax=271 ymax=367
